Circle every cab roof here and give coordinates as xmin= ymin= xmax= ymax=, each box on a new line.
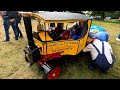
xmin=20 ymin=11 xmax=91 ymax=23
xmin=35 ymin=12 xmax=91 ymax=21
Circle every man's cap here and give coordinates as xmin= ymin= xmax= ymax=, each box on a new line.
xmin=88 ymin=33 xmax=97 ymax=38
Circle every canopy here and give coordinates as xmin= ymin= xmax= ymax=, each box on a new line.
xmin=35 ymin=12 xmax=91 ymax=21
xmin=20 ymin=11 xmax=91 ymax=23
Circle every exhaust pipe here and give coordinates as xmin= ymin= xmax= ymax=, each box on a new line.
xmin=23 ymin=14 xmax=41 ymax=66
xmin=23 ymin=16 xmax=35 ymax=47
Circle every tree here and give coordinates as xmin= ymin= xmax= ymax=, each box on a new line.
xmin=105 ymin=11 xmax=120 ymax=19
xmin=90 ymin=11 xmax=117 ymax=20
xmin=91 ymin=11 xmax=106 ymax=20
xmin=69 ymin=11 xmax=85 ymax=14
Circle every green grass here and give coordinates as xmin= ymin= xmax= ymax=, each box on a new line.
xmin=0 ymin=19 xmax=120 ymax=79
xmin=105 ymin=19 xmax=120 ymax=24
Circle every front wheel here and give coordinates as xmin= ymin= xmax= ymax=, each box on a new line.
xmin=42 ymin=67 xmax=61 ymax=79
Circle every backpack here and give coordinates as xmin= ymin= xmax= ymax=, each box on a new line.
xmin=92 ymin=41 xmax=115 ymax=72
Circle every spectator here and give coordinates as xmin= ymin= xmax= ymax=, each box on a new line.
xmin=116 ymin=34 xmax=120 ymax=41
xmin=14 ymin=11 xmax=23 ymax=38
xmin=0 ymin=11 xmax=19 ymax=42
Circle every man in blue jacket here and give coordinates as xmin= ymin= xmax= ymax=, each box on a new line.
xmin=69 ymin=22 xmax=82 ymax=40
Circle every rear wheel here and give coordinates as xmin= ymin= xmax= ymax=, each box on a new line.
xmin=24 ymin=46 xmax=41 ymax=66
xmin=24 ymin=47 xmax=34 ymax=66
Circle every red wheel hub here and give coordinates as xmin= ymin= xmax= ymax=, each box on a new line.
xmin=47 ymin=67 xmax=61 ymax=79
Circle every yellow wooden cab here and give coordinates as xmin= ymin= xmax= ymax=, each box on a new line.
xmin=21 ymin=11 xmax=92 ymax=79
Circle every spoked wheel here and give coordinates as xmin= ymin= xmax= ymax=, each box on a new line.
xmin=24 ymin=47 xmax=33 ymax=66
xmin=47 ymin=67 xmax=61 ymax=79
xmin=42 ymin=67 xmax=61 ymax=79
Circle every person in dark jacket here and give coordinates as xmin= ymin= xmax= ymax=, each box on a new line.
xmin=1 ymin=11 xmax=19 ymax=42
xmin=14 ymin=11 xmax=23 ymax=38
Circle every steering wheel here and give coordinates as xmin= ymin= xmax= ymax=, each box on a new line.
xmin=61 ymin=30 xmax=70 ymax=40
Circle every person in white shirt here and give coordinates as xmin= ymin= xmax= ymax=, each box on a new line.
xmin=83 ymin=36 xmax=115 ymax=73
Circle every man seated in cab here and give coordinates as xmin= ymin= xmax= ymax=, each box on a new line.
xmin=53 ymin=24 xmax=64 ymax=40
xmin=82 ymin=35 xmax=115 ymax=73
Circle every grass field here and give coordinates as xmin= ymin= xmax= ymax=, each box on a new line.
xmin=0 ymin=18 xmax=120 ymax=79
